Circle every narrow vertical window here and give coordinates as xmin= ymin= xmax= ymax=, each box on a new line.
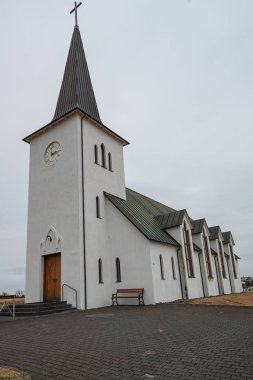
xmin=230 ymin=244 xmax=237 ymax=278
xmin=183 ymin=222 xmax=194 ymax=277
xmin=98 ymin=258 xmax=103 ymax=284
xmin=171 ymin=256 xmax=176 ymax=280
xmin=116 ymin=257 xmax=121 ymax=282
xmin=108 ymin=152 xmax=113 ymax=171
xmin=203 ymin=232 xmax=213 ymax=278
xmin=94 ymin=145 xmax=98 ymax=164
xmin=96 ymin=196 xmax=101 ymax=219
xmin=218 ymin=240 xmax=226 ymax=278
xmin=101 ymin=143 xmax=106 ymax=168
xmin=160 ymin=254 xmax=165 ymax=280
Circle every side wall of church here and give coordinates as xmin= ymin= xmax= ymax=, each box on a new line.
xmin=234 ymin=259 xmax=243 ymax=292
xmin=81 ymin=117 xmax=156 ymax=308
xmin=25 ymin=114 xmax=85 ymax=308
xmin=149 ymin=242 xmax=182 ymax=303
xmin=84 ymin=198 xmax=155 ymax=308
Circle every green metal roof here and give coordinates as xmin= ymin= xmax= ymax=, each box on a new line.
xmin=209 ymin=226 xmax=221 ymax=240
xmin=155 ymin=210 xmax=186 ymax=229
xmin=222 ymin=231 xmax=235 ymax=245
xmin=155 ymin=210 xmax=187 ymax=229
xmin=191 ymin=219 xmax=205 ymax=235
xmin=104 ymin=188 xmax=179 ymax=247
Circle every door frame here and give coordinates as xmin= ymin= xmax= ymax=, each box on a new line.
xmin=43 ymin=253 xmax=61 ymax=302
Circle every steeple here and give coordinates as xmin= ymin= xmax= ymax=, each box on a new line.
xmin=52 ymin=25 xmax=101 ymax=124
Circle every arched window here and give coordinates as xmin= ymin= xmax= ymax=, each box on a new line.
xmin=101 ymin=143 xmax=106 ymax=168
xmin=116 ymin=257 xmax=121 ymax=282
xmin=218 ymin=240 xmax=226 ymax=278
xmin=98 ymin=258 xmax=103 ymax=284
xmin=108 ymin=152 xmax=113 ymax=171
xmin=183 ymin=221 xmax=194 ymax=278
xmin=160 ymin=254 xmax=165 ymax=280
xmin=230 ymin=244 xmax=237 ymax=279
xmin=94 ymin=145 xmax=99 ymax=164
xmin=171 ymin=256 xmax=176 ymax=280
xmin=203 ymin=231 xmax=212 ymax=278
xmin=96 ymin=196 xmax=101 ymax=219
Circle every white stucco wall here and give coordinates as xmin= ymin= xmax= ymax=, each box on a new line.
xmin=25 ymin=113 xmax=85 ymax=308
xmin=234 ymin=259 xmax=243 ymax=293
xmin=150 ymin=242 xmax=182 ymax=303
xmin=210 ymin=239 xmax=231 ymax=294
xmin=223 ymin=243 xmax=242 ymax=293
xmin=192 ymin=234 xmax=208 ymax=297
xmin=85 ymin=198 xmax=155 ymax=308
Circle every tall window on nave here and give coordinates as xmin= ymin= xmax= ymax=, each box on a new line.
xmin=183 ymin=222 xmax=194 ymax=277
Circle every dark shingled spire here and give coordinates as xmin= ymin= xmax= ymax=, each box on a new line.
xmin=52 ymin=26 xmax=101 ymax=123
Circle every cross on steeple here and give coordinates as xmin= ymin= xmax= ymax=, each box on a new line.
xmin=70 ymin=1 xmax=82 ymax=27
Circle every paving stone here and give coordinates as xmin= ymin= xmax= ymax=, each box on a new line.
xmin=0 ymin=305 xmax=252 ymax=379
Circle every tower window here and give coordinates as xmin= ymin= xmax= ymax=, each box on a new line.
xmin=171 ymin=256 xmax=176 ymax=280
xmin=116 ymin=257 xmax=121 ymax=282
xmin=183 ymin=222 xmax=194 ymax=278
xmin=160 ymin=254 xmax=165 ymax=280
xmin=96 ymin=196 xmax=101 ymax=219
xmin=108 ymin=152 xmax=113 ymax=172
xmin=101 ymin=143 xmax=106 ymax=168
xmin=98 ymin=258 xmax=103 ymax=284
xmin=94 ymin=145 xmax=99 ymax=164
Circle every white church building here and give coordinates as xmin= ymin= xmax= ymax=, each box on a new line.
xmin=24 ymin=13 xmax=242 ymax=310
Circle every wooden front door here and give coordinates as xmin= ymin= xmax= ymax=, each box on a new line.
xmin=43 ymin=253 xmax=61 ymax=302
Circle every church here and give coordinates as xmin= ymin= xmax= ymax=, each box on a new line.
xmin=24 ymin=5 xmax=242 ymax=310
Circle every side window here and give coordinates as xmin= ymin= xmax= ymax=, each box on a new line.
xmin=171 ymin=256 xmax=176 ymax=280
xmin=108 ymin=152 xmax=113 ymax=172
xmin=160 ymin=254 xmax=165 ymax=280
xmin=203 ymin=232 xmax=213 ymax=278
xmin=98 ymin=258 xmax=103 ymax=284
xmin=183 ymin=222 xmax=194 ymax=277
xmin=96 ymin=196 xmax=101 ymax=219
xmin=230 ymin=244 xmax=237 ymax=278
xmin=116 ymin=257 xmax=121 ymax=282
xmin=94 ymin=145 xmax=99 ymax=164
xmin=101 ymin=143 xmax=106 ymax=168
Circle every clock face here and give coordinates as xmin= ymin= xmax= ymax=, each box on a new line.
xmin=44 ymin=141 xmax=61 ymax=166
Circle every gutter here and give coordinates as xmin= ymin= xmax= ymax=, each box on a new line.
xmin=81 ymin=116 xmax=87 ymax=310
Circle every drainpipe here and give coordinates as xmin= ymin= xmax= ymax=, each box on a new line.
xmin=81 ymin=116 xmax=87 ymax=310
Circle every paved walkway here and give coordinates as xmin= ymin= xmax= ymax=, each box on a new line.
xmin=0 ymin=304 xmax=252 ymax=379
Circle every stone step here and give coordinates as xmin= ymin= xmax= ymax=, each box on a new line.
xmin=0 ymin=302 xmax=74 ymax=317
xmin=7 ymin=301 xmax=68 ymax=310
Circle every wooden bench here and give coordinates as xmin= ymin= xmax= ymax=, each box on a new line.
xmin=112 ymin=288 xmax=144 ymax=306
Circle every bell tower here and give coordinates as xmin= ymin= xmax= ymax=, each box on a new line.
xmin=24 ymin=4 xmax=128 ymax=309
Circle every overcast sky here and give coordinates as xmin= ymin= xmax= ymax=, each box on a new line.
xmin=1 ymin=0 xmax=253 ymax=293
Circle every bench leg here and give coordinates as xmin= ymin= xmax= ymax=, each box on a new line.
xmin=139 ymin=295 xmax=145 ymax=306
xmin=112 ymin=297 xmax=118 ymax=306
